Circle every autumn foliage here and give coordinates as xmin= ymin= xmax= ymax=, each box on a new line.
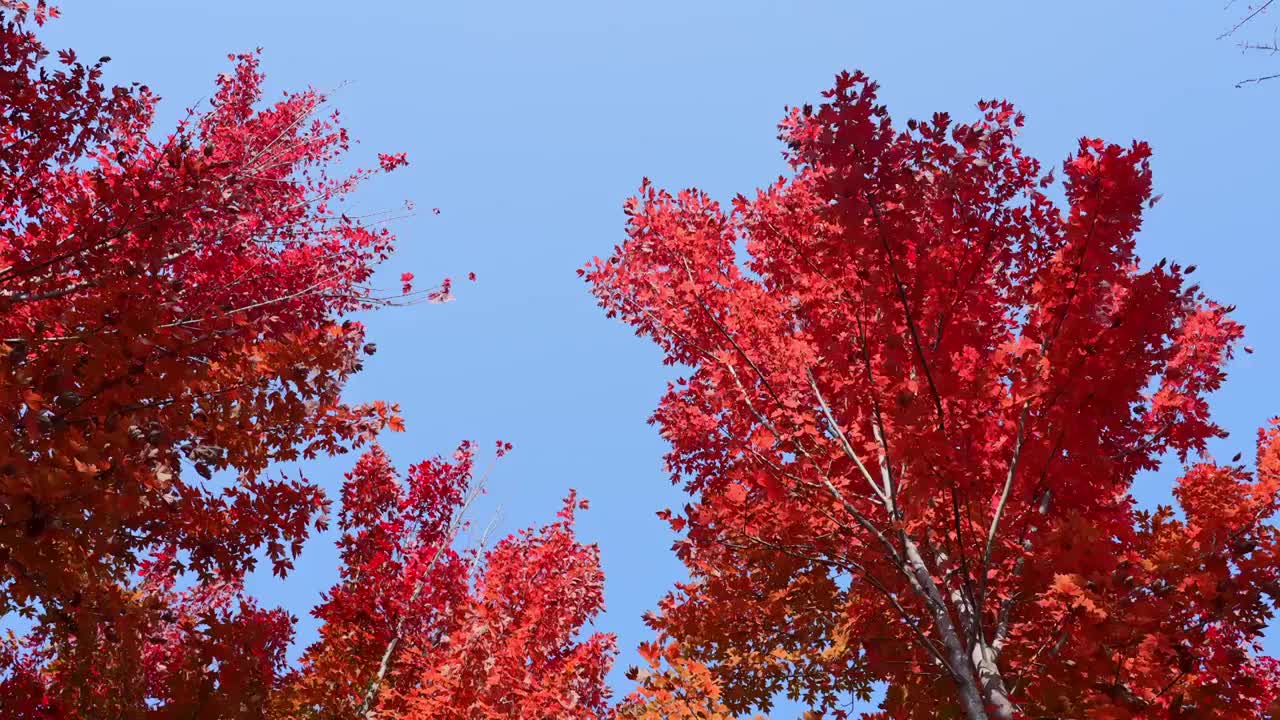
xmin=585 ymin=72 xmax=1280 ymax=718
xmin=615 ymin=641 xmax=758 ymax=720
xmin=0 ymin=4 xmax=613 ymax=719
xmin=5 ymin=2 xmax=1280 ymax=719
xmin=277 ymin=445 xmax=615 ymax=720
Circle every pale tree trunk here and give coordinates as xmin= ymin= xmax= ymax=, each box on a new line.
xmin=899 ymin=538 xmax=991 ymax=720
xmin=942 ymin=573 xmax=1015 ymax=719
xmin=973 ymin=643 xmax=1015 ymax=720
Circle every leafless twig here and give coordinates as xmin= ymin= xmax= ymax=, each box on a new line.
xmin=1221 ymin=1 xmax=1280 ymax=85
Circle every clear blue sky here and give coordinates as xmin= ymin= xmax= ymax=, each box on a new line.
xmin=45 ymin=2 xmax=1280 ymax=716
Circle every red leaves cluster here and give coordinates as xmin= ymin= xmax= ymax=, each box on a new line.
xmin=377 ymin=152 xmax=409 ymax=172
xmin=0 ymin=6 xmax=396 ymax=706
xmin=281 ymin=448 xmax=615 ymax=720
xmin=4 ymin=553 xmax=296 ymax=718
xmin=398 ymin=490 xmax=614 ymax=720
xmin=616 ymin=641 xmax=759 ymax=720
xmin=585 ymin=70 xmax=1280 ymax=718
xmin=0 ymin=5 xmax=398 ymax=634
xmin=0 ymin=7 xmax=614 ymax=719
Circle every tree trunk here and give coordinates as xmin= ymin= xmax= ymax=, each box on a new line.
xmin=973 ymin=642 xmax=1015 ymax=720
xmin=899 ymin=537 xmax=991 ymax=720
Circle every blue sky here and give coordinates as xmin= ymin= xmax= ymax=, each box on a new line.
xmin=45 ymin=2 xmax=1280 ymax=716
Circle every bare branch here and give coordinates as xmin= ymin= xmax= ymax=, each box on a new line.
xmin=981 ymin=404 xmax=1029 ymax=591
xmin=1219 ymin=0 xmax=1276 ymax=39
xmin=1236 ymin=71 xmax=1280 ymax=87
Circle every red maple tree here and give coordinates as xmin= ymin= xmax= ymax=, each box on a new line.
xmin=586 ymin=71 xmax=1280 ymax=719
xmin=277 ymin=445 xmax=615 ymax=720
xmin=0 ymin=4 xmax=614 ymax=718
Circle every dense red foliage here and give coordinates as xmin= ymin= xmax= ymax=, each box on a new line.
xmin=279 ymin=446 xmax=615 ymax=719
xmin=8 ymin=3 xmax=1280 ymax=719
xmin=0 ymin=5 xmax=613 ymax=718
xmin=615 ymin=641 xmax=756 ymax=720
xmin=586 ymin=72 xmax=1280 ymax=718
